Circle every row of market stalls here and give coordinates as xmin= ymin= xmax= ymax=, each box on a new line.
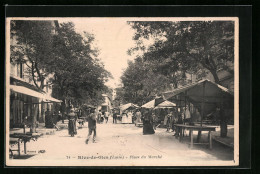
xmin=117 ymin=97 xmax=177 ymax=124
xmin=117 ymin=79 xmax=234 ymax=133
xmin=117 ymin=79 xmax=234 ymax=149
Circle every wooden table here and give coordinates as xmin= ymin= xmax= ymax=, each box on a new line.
xmin=174 ymin=124 xmax=216 ymax=149
xmin=10 ymin=133 xmax=41 ymax=156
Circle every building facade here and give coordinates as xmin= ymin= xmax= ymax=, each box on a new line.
xmin=9 ymin=20 xmax=61 ymax=128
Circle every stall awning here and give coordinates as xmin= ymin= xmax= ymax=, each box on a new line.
xmin=163 ymin=79 xmax=233 ymax=102
xmin=43 ymin=94 xmax=62 ymax=103
xmin=141 ymin=97 xmax=166 ymax=109
xmin=10 ymin=85 xmax=62 ymax=103
xmin=120 ymin=103 xmax=139 ymax=111
xmin=154 ymin=100 xmax=176 ymax=109
xmin=162 ymin=79 xmax=234 ymax=115
xmin=10 ymin=85 xmax=45 ymax=99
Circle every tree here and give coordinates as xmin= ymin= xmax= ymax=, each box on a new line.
xmin=120 ymin=58 xmax=173 ymax=106
xmin=11 ymin=21 xmax=112 ymax=129
xmin=47 ymin=22 xmax=111 ymax=112
xmin=128 ymin=21 xmax=234 ymax=137
xmin=128 ymin=21 xmax=234 ymax=84
xmin=11 ymin=20 xmax=56 ymax=132
xmin=11 ymin=20 xmax=55 ymax=89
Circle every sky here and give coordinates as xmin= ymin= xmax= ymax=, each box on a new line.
xmin=58 ymin=18 xmax=137 ymax=89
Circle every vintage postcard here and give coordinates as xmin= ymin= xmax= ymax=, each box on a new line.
xmin=5 ymin=17 xmax=239 ymax=166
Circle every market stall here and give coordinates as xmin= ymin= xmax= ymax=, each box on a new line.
xmin=120 ymin=103 xmax=139 ymax=124
xmin=162 ymin=79 xmax=234 ymax=148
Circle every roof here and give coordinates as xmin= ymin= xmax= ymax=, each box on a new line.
xmin=141 ymin=97 xmax=166 ymax=109
xmin=154 ymin=100 xmax=176 ymax=109
xmin=120 ymin=103 xmax=139 ymax=111
xmin=163 ymin=79 xmax=233 ymax=99
xmin=162 ymin=79 xmax=234 ymax=115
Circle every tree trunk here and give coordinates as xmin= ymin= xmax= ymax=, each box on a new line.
xmin=210 ymin=70 xmax=228 ymax=137
xmin=61 ymin=99 xmax=66 ymax=123
xmin=210 ymin=71 xmax=227 ymax=137
xmin=210 ymin=69 xmax=220 ymax=84
xmin=40 ymin=101 xmax=45 ymax=123
xmin=31 ymin=62 xmax=40 ymax=89
xmin=30 ymin=104 xmax=38 ymax=133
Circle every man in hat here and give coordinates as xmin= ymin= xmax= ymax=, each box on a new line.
xmin=86 ymin=108 xmax=97 ymax=144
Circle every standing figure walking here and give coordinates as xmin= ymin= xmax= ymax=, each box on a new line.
xmin=127 ymin=111 xmax=133 ymax=124
xmin=113 ymin=110 xmax=117 ymax=124
xmin=86 ymin=108 xmax=97 ymax=144
xmin=166 ymin=111 xmax=173 ymax=132
xmin=104 ymin=111 xmax=109 ymax=123
xmin=97 ymin=110 xmax=102 ymax=124
xmin=135 ymin=110 xmax=142 ymax=124
xmin=142 ymin=109 xmax=155 ymax=135
xmin=68 ymin=109 xmax=77 ymax=137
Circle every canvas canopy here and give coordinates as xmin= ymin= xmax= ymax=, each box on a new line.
xmin=162 ymin=79 xmax=233 ymax=116
xmin=10 ymin=85 xmax=62 ymax=103
xmin=141 ymin=97 xmax=167 ymax=109
xmin=43 ymin=94 xmax=62 ymax=103
xmin=154 ymin=100 xmax=176 ymax=109
xmin=120 ymin=103 xmax=139 ymax=111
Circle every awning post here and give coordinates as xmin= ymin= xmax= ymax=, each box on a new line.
xmin=201 ymin=81 xmax=206 ymax=127
xmin=184 ymin=92 xmax=187 ymax=125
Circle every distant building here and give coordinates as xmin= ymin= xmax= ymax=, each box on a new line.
xmin=177 ymin=62 xmax=234 ymax=93
xmin=98 ymin=94 xmax=113 ymax=114
xmin=206 ymin=69 xmax=234 ymax=93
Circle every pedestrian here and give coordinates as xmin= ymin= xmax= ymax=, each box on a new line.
xmin=121 ymin=112 xmax=128 ymax=124
xmin=104 ymin=111 xmax=109 ymax=123
xmin=166 ymin=111 xmax=173 ymax=132
xmin=151 ymin=111 xmax=158 ymax=130
xmin=68 ymin=109 xmax=77 ymax=137
xmin=86 ymin=108 xmax=97 ymax=144
xmin=113 ymin=110 xmax=117 ymax=124
xmin=142 ymin=109 xmax=155 ymax=135
xmin=184 ymin=106 xmax=191 ymax=124
xmin=175 ymin=112 xmax=183 ymax=137
xmin=97 ymin=110 xmax=102 ymax=124
xmin=45 ymin=108 xmax=54 ymax=128
xmin=127 ymin=110 xmax=133 ymax=124
xmin=172 ymin=109 xmax=178 ymax=134
xmin=135 ymin=109 xmax=142 ymax=124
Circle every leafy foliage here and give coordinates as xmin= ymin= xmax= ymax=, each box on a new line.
xmin=119 ymin=57 xmax=173 ymax=106
xmin=11 ymin=20 xmax=111 ymax=110
xmin=128 ymin=21 xmax=234 ymax=84
xmin=126 ymin=21 xmax=234 ymax=137
xmin=11 ymin=20 xmax=54 ymax=89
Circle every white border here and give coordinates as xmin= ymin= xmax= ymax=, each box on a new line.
xmin=5 ymin=17 xmax=239 ymax=166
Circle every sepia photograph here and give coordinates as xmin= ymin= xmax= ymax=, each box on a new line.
xmin=5 ymin=17 xmax=239 ymax=166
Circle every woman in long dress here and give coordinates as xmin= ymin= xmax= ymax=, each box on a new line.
xmin=127 ymin=111 xmax=133 ymax=124
xmin=68 ymin=110 xmax=77 ymax=137
xmin=142 ymin=109 xmax=155 ymax=135
xmin=135 ymin=110 xmax=142 ymax=124
xmin=121 ymin=112 xmax=128 ymax=124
